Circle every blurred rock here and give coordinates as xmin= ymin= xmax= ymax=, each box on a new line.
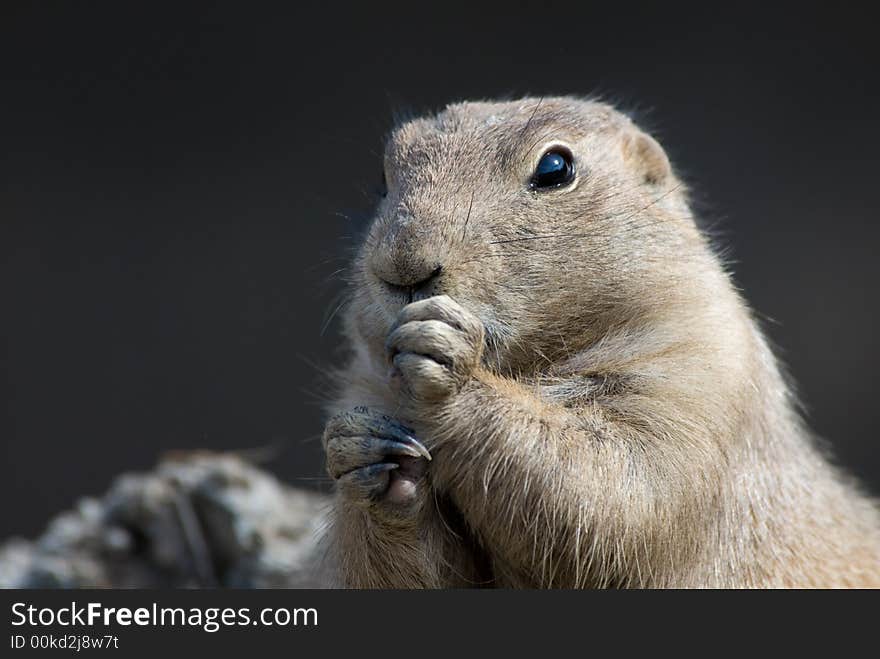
xmin=0 ymin=453 xmax=330 ymax=588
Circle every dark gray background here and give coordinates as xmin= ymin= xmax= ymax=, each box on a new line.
xmin=2 ymin=3 xmax=878 ymax=537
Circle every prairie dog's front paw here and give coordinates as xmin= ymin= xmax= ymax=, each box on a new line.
xmin=386 ymin=295 xmax=485 ymax=404
xmin=323 ymin=407 xmax=431 ymax=508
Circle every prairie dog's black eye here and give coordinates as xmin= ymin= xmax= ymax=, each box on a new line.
xmin=530 ymin=148 xmax=575 ymax=190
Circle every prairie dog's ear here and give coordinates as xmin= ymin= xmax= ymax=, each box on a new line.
xmin=621 ymin=130 xmax=671 ymax=185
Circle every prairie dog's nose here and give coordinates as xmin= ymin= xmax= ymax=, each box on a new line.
xmin=369 ymin=216 xmax=446 ymax=295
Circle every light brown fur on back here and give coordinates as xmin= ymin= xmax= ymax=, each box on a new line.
xmin=320 ymin=97 xmax=880 ymax=588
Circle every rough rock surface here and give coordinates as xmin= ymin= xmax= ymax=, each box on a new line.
xmin=0 ymin=453 xmax=330 ymax=588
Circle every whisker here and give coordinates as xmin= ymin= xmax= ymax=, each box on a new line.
xmin=517 ymin=97 xmax=544 ymax=159
xmin=320 ymin=294 xmax=349 ymax=336
xmin=461 ymin=189 xmax=475 ymax=242
xmin=488 ymin=183 xmax=684 ymax=246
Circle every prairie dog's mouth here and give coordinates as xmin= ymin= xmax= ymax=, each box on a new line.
xmin=378 ymin=280 xmax=436 ymax=305
xmin=373 ymin=264 xmax=444 ymax=305
xmin=370 ymin=275 xmax=444 ymax=320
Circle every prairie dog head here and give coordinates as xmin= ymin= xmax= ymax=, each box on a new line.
xmin=349 ymin=97 xmax=709 ymax=372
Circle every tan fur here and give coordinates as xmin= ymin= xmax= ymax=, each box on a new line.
xmin=320 ymin=97 xmax=880 ymax=588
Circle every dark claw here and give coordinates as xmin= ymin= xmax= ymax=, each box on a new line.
xmin=374 ymin=438 xmax=431 ymax=461
xmin=400 ymin=435 xmax=432 ymax=461
xmin=367 ymin=417 xmax=432 ymax=461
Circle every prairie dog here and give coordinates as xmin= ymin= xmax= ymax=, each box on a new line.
xmin=321 ymin=97 xmax=880 ymax=588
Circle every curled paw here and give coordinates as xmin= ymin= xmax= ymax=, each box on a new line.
xmin=323 ymin=407 xmax=431 ymax=507
xmin=385 ymin=295 xmax=485 ymax=404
